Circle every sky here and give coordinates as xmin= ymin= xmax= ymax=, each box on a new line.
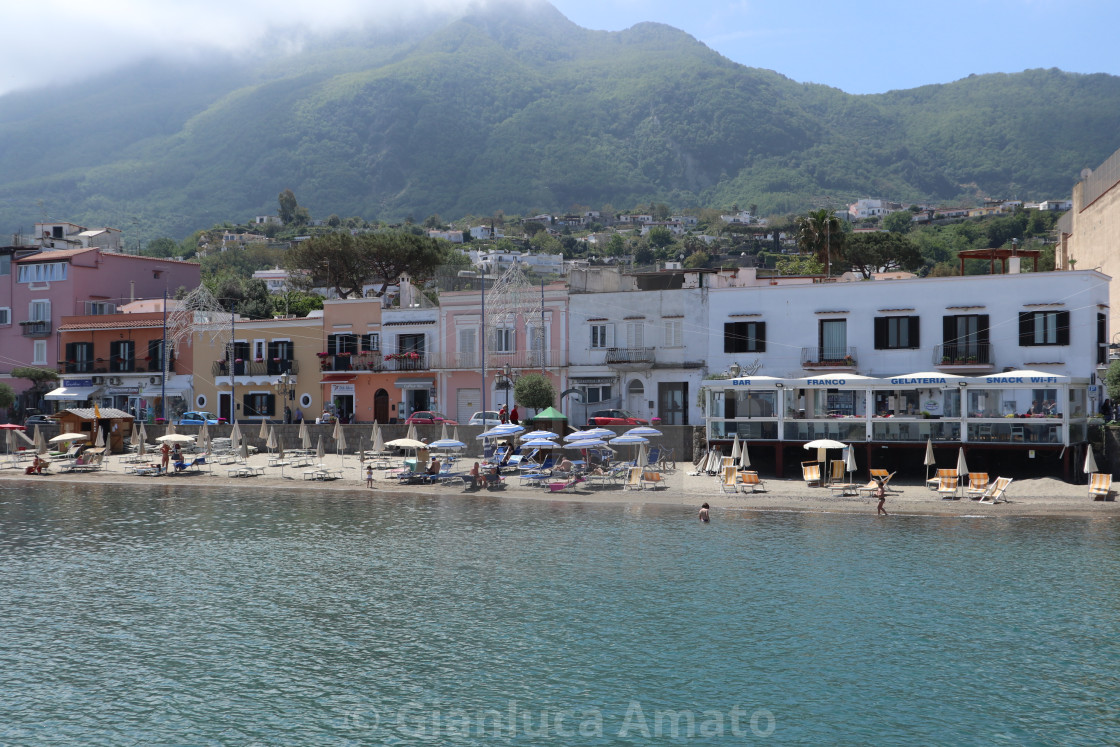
xmin=4 ymin=0 xmax=1120 ymax=97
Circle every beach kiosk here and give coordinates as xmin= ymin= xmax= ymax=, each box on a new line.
xmin=54 ymin=407 xmax=135 ymax=453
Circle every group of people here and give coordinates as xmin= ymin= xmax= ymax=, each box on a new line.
xmin=498 ymin=404 xmax=519 ymax=424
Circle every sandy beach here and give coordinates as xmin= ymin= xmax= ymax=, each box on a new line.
xmin=3 ymin=450 xmax=1117 ymax=518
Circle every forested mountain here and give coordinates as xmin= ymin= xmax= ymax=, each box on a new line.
xmin=1 ymin=0 xmax=1118 ymax=239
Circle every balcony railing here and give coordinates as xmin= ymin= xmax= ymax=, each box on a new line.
xmin=933 ymin=343 xmax=993 ymax=368
xmin=61 ymin=357 xmax=177 ymax=375
xmin=801 ymin=346 xmax=858 ymax=368
xmin=212 ymin=359 xmax=300 ymax=377
xmin=604 ymin=347 xmax=656 ymax=365
xmin=321 ymin=353 xmax=429 ymax=372
xmin=19 ymin=320 xmax=52 ymax=337
xmin=427 ymin=349 xmax=558 ymax=369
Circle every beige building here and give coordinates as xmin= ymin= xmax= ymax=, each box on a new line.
xmin=1057 ymin=148 xmax=1120 ymax=335
xmin=191 ymin=316 xmax=324 ymax=423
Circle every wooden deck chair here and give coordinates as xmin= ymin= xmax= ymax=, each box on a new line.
xmin=926 ymin=468 xmax=957 ymax=491
xmin=802 ymin=461 xmax=821 ymax=487
xmin=937 ymin=475 xmax=960 ymax=499
xmin=829 ymin=459 xmax=846 ymax=484
xmin=869 ymin=469 xmax=899 ymax=493
xmin=979 ymin=476 xmax=1013 ymax=504
xmin=1089 ymin=473 xmax=1113 ymax=501
xmin=964 ymin=472 xmax=990 ymax=500
xmin=739 ymin=471 xmax=766 ymax=493
xmin=640 ymin=470 xmax=663 ymax=489
xmin=720 ymin=465 xmax=739 ymax=494
xmin=624 ymin=466 xmax=643 ymax=490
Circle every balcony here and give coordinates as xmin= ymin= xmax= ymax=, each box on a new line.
xmin=428 ymin=349 xmax=559 ymax=370
xmin=801 ymin=346 xmax=858 ymax=370
xmin=932 ymin=344 xmax=994 ymax=372
xmin=20 ymin=320 xmax=52 ymax=337
xmin=212 ymin=359 xmax=300 ymax=377
xmin=604 ymin=347 xmax=655 ymax=371
xmin=321 ymin=352 xmax=429 ymax=372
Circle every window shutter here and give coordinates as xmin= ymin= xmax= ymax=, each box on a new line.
xmin=908 ymin=316 xmax=920 ymax=349
xmin=754 ymin=322 xmax=767 ymax=352
xmin=874 ymin=318 xmax=887 ymax=349
xmin=243 ymin=394 xmax=252 ymax=415
xmin=942 ymin=316 xmax=954 ymax=345
xmin=1056 ymin=311 xmax=1070 ymax=345
xmin=1019 ymin=312 xmax=1032 ymax=347
xmin=65 ymin=342 xmax=75 ymax=361
xmin=327 ymin=335 xmax=337 ymax=355
xmin=267 ymin=394 xmax=276 ymax=415
xmin=605 ymin=324 xmax=615 ymax=348
xmin=724 ymin=323 xmax=735 ymax=354
xmin=977 ymin=315 xmax=990 ymax=345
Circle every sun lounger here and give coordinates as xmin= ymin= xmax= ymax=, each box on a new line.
xmin=869 ymin=469 xmax=899 ymax=494
xmin=640 ymin=470 xmax=663 ymax=489
xmin=829 ymin=482 xmax=859 ymax=497
xmin=802 ymin=461 xmax=821 ymax=487
xmin=1088 ymin=472 xmax=1112 ymax=501
xmin=548 ymin=475 xmax=586 ymax=493
xmin=720 ymin=465 xmax=740 ymax=494
xmin=829 ymin=459 xmax=846 ymax=485
xmin=964 ymin=472 xmax=990 ymax=500
xmin=623 ymin=466 xmax=643 ymax=490
xmin=978 ymin=476 xmax=1012 ymax=504
xmin=937 ymin=475 xmax=960 ymax=499
xmin=926 ymin=468 xmax=957 ymax=491
xmin=739 ymin=471 xmax=766 ymax=493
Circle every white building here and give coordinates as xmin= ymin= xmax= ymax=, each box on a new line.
xmin=427 ymin=229 xmax=464 ymax=243
xmin=469 ymin=225 xmax=506 ymax=240
xmin=468 ymin=249 xmax=564 ymax=276
xmin=847 ymin=199 xmax=890 ymax=220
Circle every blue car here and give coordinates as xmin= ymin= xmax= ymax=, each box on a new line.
xmin=178 ymin=411 xmax=221 ymax=425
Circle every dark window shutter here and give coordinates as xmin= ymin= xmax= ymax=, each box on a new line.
xmin=1019 ymin=312 xmax=1033 ymax=347
xmin=874 ymin=317 xmax=887 ymax=349
xmin=242 ymin=394 xmax=252 ymax=415
xmin=942 ymin=316 xmax=954 ymax=344
xmin=753 ymin=322 xmax=767 ymax=352
xmin=723 ymin=323 xmax=735 ymax=354
xmin=1056 ymin=311 xmax=1070 ymax=345
xmin=977 ymin=315 xmax=990 ymax=345
xmin=327 ymin=335 xmax=337 ymax=355
xmin=1098 ymin=313 xmax=1107 ymax=345
xmin=65 ymin=342 xmax=75 ymax=361
xmin=908 ymin=316 xmax=920 ymax=348
xmin=267 ymin=394 xmax=276 ymax=415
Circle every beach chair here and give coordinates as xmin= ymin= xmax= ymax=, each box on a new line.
xmin=623 ymin=466 xmax=643 ymax=490
xmin=964 ymin=472 xmax=990 ymax=500
xmin=739 ymin=471 xmax=766 ymax=493
xmin=829 ymin=459 xmax=846 ymax=485
xmin=978 ymin=477 xmax=1013 ymax=504
xmin=640 ymin=470 xmax=663 ymax=489
xmin=1088 ymin=472 xmax=1113 ymax=501
xmin=926 ymin=468 xmax=957 ymax=491
xmin=937 ymin=474 xmax=960 ymax=499
xmin=870 ymin=469 xmax=899 ymax=494
xmin=720 ymin=465 xmax=739 ymax=494
xmin=802 ymin=461 xmax=821 ymax=487
xmin=548 ymin=475 xmax=586 ymax=493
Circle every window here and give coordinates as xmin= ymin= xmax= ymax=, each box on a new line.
xmin=942 ymin=314 xmax=990 ymax=363
xmin=581 ymin=384 xmax=612 ymax=403
xmin=590 ymin=324 xmax=613 ymax=349
xmin=268 ymin=340 xmax=293 ymax=361
xmin=491 ymin=328 xmax=515 ymax=353
xmin=625 ymin=321 xmax=644 ymax=348
xmin=17 ymin=262 xmax=67 ymax=283
xmin=0 ymin=255 xmax=9 ymax=276
xmin=110 ymin=340 xmax=135 ymax=372
xmin=327 ymin=334 xmax=358 ymax=355
xmin=0 ymin=307 xmax=8 ymax=325
xmin=84 ymin=301 xmax=116 ymax=315
xmin=457 ymin=328 xmax=477 ymax=366
xmin=724 ymin=321 xmax=766 ymax=353
xmin=32 ymin=340 xmax=46 ymax=365
xmin=1098 ymin=312 xmax=1108 ymax=365
xmin=663 ymin=319 xmax=683 ymax=348
xmin=1019 ymin=311 xmax=1070 ymax=346
xmin=147 ymin=340 xmax=166 ymax=372
xmin=874 ymin=316 xmax=920 ymax=349
xmin=64 ymin=342 xmax=94 ymax=373
xmin=29 ymin=300 xmax=50 ymax=321
xmin=253 ymin=339 xmax=266 ymax=360
xmin=819 ymin=319 xmax=847 ymax=360
xmin=243 ymin=393 xmax=276 ymax=417
xmin=362 ymin=333 xmax=380 ymax=352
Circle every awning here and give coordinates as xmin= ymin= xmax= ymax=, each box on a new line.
xmin=395 ymin=379 xmax=434 ymax=390
xmin=319 ymin=374 xmax=356 ymax=384
xmin=45 ymin=386 xmax=103 ymax=401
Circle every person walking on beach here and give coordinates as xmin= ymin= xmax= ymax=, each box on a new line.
xmin=875 ymin=478 xmax=888 ymax=515
xmin=366 ymin=465 xmax=374 ymax=488
xmin=699 ymin=503 xmax=710 ymax=523
xmin=160 ymin=442 xmax=171 ymax=473
xmin=510 ymin=405 xmax=519 ymax=425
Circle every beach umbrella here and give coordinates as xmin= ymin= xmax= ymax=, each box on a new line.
xmin=729 ymin=433 xmax=741 ymax=461
xmin=738 ymin=442 xmax=751 ymax=471
xmin=405 ymin=422 xmax=417 ymax=441
xmin=636 ymin=442 xmax=648 ymax=469
xmin=924 ymin=437 xmax=936 ymax=482
xmin=33 ymin=425 xmax=47 ymax=454
xmin=563 ymin=430 xmax=599 ymax=442
xmin=137 ymin=434 xmax=147 ymax=458
xmin=610 ymin=434 xmax=649 ymax=445
xmin=239 ymin=441 xmax=249 ymax=461
xmin=266 ymin=426 xmax=277 ymax=455
xmin=520 ymin=438 xmax=560 ymax=448
xmin=369 ymin=421 xmax=382 ymax=450
xmin=136 ymin=421 xmax=147 ymax=444
xmin=1084 ymin=446 xmax=1099 ymax=475
xmin=198 ymin=422 xmax=211 ymax=452
xmin=521 ymin=430 xmax=559 ymax=441
xmin=452 ymin=425 xmax=460 ymax=443
xmin=156 ymin=434 xmax=195 ymax=444
xmin=429 ymin=439 xmax=466 ymax=450
xmin=804 ymin=438 xmax=846 ymax=479
xmin=583 ymin=427 xmax=616 ymax=439
xmin=956 ymin=447 xmax=968 ymax=478
xmin=440 ymin=421 xmax=449 ymax=441
xmin=276 ymin=437 xmax=287 ymax=478
xmin=5 ymin=429 xmax=13 ymax=457
xmin=230 ymin=422 xmax=242 ymax=450
xmin=478 ymin=424 xmax=524 ymax=439
xmin=300 ymin=420 xmax=312 ymax=450
xmin=385 ymin=437 xmax=427 ymax=449
xmin=316 ymin=435 xmax=326 ymax=463
xmin=15 ymin=428 xmax=34 ymax=447
xmin=625 ymin=426 xmax=662 ymax=437
xmin=845 ymin=443 xmax=858 ymax=484
xmin=258 ymin=419 xmax=269 ymax=440
xmin=50 ymin=432 xmax=89 ymax=444
xmin=333 ymin=419 xmax=347 ymax=462
xmin=565 ymin=439 xmax=608 ymax=449
xmin=93 ymin=426 xmax=105 ymax=448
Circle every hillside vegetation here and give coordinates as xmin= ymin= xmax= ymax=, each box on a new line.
xmin=0 ymin=1 xmax=1117 ymax=239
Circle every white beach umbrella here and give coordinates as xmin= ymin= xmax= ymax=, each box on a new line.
xmin=521 ymin=438 xmax=560 ymax=448
xmin=316 ymin=435 xmax=326 ymax=463
xmin=50 ymin=432 xmax=89 ymax=444
xmin=230 ymin=422 xmax=242 ymax=450
xmin=521 ymin=430 xmax=559 ymax=441
xmin=956 ymin=447 xmax=969 ymax=478
xmin=94 ymin=426 xmax=105 ymax=448
xmin=845 ymin=443 xmax=858 ymax=484
xmin=300 ymin=420 xmax=312 ymax=450
xmin=452 ymin=425 xmax=460 ymax=443
xmin=1084 ymin=446 xmax=1099 ymax=475
xmin=276 ymin=437 xmax=287 ymax=478
xmin=370 ymin=421 xmax=384 ymax=452
xmin=334 ymin=419 xmax=347 ymax=461
xmin=563 ymin=430 xmax=599 ymax=442
xmin=924 ymin=437 xmax=936 ymax=482
xmin=804 ymin=438 xmax=845 ymax=477
xmin=729 ymin=433 xmax=741 ymax=461
xmin=405 ymin=422 xmax=417 ymax=441
xmin=240 ymin=441 xmax=249 ymax=461
xmin=258 ymin=419 xmax=269 ymax=440
xmin=636 ymin=442 xmax=648 ymax=469
xmin=440 ymin=421 xmax=449 ymax=441
xmin=478 ymin=424 xmax=524 ymax=439
xmin=155 ymin=434 xmax=195 ymax=444
xmin=266 ymin=426 xmax=277 ymax=454
xmin=738 ymin=442 xmax=751 ymax=471
xmin=625 ymin=426 xmax=662 ymax=437
xmin=33 ymin=426 xmax=47 ymax=453
xmin=385 ymin=437 xmax=427 ymax=449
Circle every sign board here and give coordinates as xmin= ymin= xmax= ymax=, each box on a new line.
xmin=63 ymin=379 xmax=94 ymax=387
xmin=331 ymin=383 xmax=356 ymax=396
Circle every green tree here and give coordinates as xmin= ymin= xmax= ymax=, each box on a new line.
xmin=604 ymin=234 xmax=625 ymax=256
xmin=882 ymin=211 xmax=913 ymax=234
xmin=285 ymin=233 xmax=368 ymax=298
xmin=682 ymin=251 xmax=709 ymax=269
xmin=646 ymin=226 xmax=674 ymax=249
xmin=327 ymin=214 xmax=342 ymax=227
xmin=633 ymin=245 xmax=655 ymax=265
xmin=270 ymin=290 xmax=324 ymax=318
xmin=796 ymin=209 xmax=845 ymax=272
xmin=775 ymin=255 xmax=824 ymax=276
xmin=514 ymin=373 xmax=556 ymax=411
xmin=523 ymin=221 xmax=546 ymax=237
xmin=1106 ymin=359 xmax=1120 ymax=405
xmin=843 ymin=232 xmax=924 ymax=279
xmin=10 ymin=366 xmax=59 ymax=387
xmin=278 ymin=189 xmax=298 ymax=224
xmin=651 ymin=203 xmax=671 ymax=220
xmin=0 ymin=381 xmax=15 ymax=412
xmin=423 ymin=214 xmax=443 ymax=229
xmin=144 ymin=237 xmax=180 ymax=257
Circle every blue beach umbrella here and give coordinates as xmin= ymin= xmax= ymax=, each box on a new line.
xmin=429 ymin=439 xmax=466 ymax=450
xmin=610 ymin=434 xmax=649 ymax=445
xmin=520 ymin=430 xmax=559 ymax=441
xmin=521 ymin=438 xmax=561 ymax=448
xmin=625 ymin=426 xmax=662 ymax=437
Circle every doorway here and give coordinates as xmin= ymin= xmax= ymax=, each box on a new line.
xmin=627 ymin=379 xmax=645 ymax=417
xmin=658 ymin=382 xmax=688 ymax=425
xmin=374 ymin=389 xmax=390 ymax=423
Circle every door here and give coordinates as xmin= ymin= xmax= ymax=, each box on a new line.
xmin=819 ymin=319 xmax=847 ymax=362
xmin=658 ymin=382 xmax=688 ymax=425
xmin=374 ymin=389 xmax=390 ymax=423
xmin=219 ymin=392 xmax=232 ymax=423
xmin=457 ymin=388 xmax=481 ymax=425
xmin=627 ymin=379 xmax=645 ymax=417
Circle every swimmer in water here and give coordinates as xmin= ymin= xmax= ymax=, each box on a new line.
xmin=699 ymin=502 xmax=710 ymax=522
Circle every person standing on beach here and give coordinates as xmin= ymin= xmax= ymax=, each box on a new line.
xmin=875 ymin=478 xmax=888 ymax=515
xmin=160 ymin=442 xmax=170 ymax=473
xmin=366 ymin=465 xmax=374 ymax=488
xmin=699 ymin=503 xmax=710 ymax=522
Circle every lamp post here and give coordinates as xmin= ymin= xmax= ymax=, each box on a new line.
xmin=275 ymin=371 xmax=293 ymax=423
xmin=502 ymin=363 xmax=518 ymax=411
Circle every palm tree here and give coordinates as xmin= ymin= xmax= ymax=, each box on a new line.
xmin=796 ymin=209 xmax=845 ymax=275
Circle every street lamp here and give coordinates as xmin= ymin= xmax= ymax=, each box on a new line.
xmin=502 ymin=363 xmax=518 ymax=410
xmin=275 ymin=371 xmax=293 ymax=423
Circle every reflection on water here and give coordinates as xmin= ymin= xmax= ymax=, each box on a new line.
xmin=1 ymin=482 xmax=1117 ymax=744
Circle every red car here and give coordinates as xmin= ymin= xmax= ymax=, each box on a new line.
xmin=586 ymin=409 xmax=649 ymax=426
xmin=404 ymin=410 xmax=458 ymax=425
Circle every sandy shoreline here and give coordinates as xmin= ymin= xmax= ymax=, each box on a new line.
xmin=3 ymin=450 xmax=1118 ymax=519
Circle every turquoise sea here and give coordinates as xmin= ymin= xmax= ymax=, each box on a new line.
xmin=1 ymin=482 xmax=1118 ymax=745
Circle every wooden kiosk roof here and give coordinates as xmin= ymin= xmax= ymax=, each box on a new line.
xmin=957 ymin=247 xmax=1041 ymax=275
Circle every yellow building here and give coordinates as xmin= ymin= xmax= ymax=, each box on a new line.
xmin=190 ymin=315 xmax=324 ymax=423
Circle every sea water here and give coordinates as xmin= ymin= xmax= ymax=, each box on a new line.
xmin=0 ymin=482 xmax=1117 ymax=745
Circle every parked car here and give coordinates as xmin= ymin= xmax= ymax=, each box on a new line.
xmin=586 ymin=409 xmax=649 ymax=426
xmin=178 ymin=411 xmax=221 ymax=425
xmin=404 ymin=411 xmax=458 ymax=425
xmin=24 ymin=414 xmax=56 ymax=427
xmin=468 ymin=410 xmax=502 ymax=426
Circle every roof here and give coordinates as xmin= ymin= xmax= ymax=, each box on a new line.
xmin=15 ymin=248 xmax=93 ymax=262
xmin=58 ymin=318 xmax=164 ymax=331
xmin=60 ymin=407 xmax=134 ymax=420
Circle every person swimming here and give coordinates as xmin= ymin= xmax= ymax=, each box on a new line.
xmin=699 ymin=502 xmax=710 ymax=522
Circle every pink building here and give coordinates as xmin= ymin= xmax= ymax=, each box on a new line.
xmin=437 ymin=281 xmax=568 ymax=424
xmin=1 ymin=247 xmax=200 ymax=408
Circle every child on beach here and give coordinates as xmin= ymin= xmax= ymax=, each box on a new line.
xmin=875 ymin=478 xmax=888 ymax=515
xmin=699 ymin=503 xmax=710 ymax=522
xmin=366 ymin=465 xmax=374 ymax=488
